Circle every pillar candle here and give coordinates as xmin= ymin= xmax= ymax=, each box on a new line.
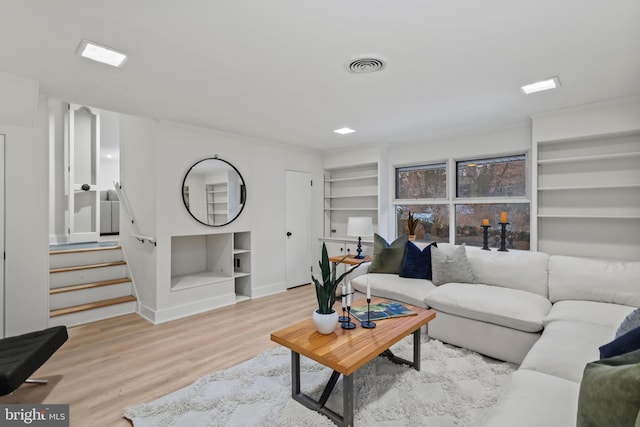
xmin=500 ymin=211 xmax=508 ymax=223
xmin=366 ymin=281 xmax=371 ymax=300
xmin=482 ymin=218 xmax=489 ymax=226
xmin=346 ymin=282 xmax=352 ymax=306
xmin=341 ymin=284 xmax=346 ymax=308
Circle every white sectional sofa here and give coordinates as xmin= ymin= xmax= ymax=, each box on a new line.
xmin=349 ymin=242 xmax=640 ymax=426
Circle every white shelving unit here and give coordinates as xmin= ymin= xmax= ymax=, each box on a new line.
xmin=535 ymin=131 xmax=640 ymax=260
xmin=170 ymin=232 xmax=251 ymax=301
xmin=323 ymin=163 xmax=378 ymax=239
xmin=205 ymin=182 xmax=229 ymax=225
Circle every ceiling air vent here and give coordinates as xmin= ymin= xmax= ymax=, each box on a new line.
xmin=345 ymin=57 xmax=387 ymax=74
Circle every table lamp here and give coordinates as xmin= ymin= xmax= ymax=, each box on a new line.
xmin=347 ymin=217 xmax=373 ymax=259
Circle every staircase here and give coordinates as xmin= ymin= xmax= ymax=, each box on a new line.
xmin=49 ymin=244 xmax=137 ymax=327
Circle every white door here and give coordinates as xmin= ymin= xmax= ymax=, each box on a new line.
xmin=66 ymin=104 xmax=100 ymax=243
xmin=0 ymin=134 xmax=4 ymax=337
xmin=285 ymin=170 xmax=312 ymax=288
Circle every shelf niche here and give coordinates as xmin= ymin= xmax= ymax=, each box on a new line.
xmin=171 ymin=232 xmax=251 ymax=301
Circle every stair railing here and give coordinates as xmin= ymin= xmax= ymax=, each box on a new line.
xmin=114 ymin=181 xmax=156 ymax=246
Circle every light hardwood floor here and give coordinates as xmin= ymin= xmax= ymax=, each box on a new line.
xmin=0 ymin=284 xmax=318 ymax=426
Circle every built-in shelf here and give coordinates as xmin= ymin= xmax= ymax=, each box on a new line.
xmin=538 ymin=183 xmax=640 ymax=191
xmin=537 ymin=151 xmax=640 ymax=164
xmin=324 ymin=193 xmax=378 ymax=199
xmin=538 ymin=214 xmax=640 ymax=219
xmin=323 ymin=163 xmax=379 ymax=240
xmin=324 ymin=174 xmax=378 ymax=183
xmin=170 ymin=232 xmax=251 ymax=300
xmin=535 ymin=131 xmax=640 ymax=260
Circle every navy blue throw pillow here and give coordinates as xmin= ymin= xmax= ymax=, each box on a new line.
xmin=599 ymin=325 xmax=640 ymax=359
xmin=399 ymin=241 xmax=438 ymax=280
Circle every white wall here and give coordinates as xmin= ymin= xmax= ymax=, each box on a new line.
xmin=1 ymin=96 xmax=50 ymax=336
xmin=119 ymin=114 xmax=158 ymax=319
xmin=120 ymin=118 xmax=323 ymax=323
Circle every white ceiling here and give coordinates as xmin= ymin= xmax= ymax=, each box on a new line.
xmin=1 ymin=0 xmax=639 ymax=151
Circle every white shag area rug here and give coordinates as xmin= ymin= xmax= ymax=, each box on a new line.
xmin=124 ymin=337 xmax=516 ymax=427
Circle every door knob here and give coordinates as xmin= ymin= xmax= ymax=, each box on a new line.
xmin=81 ymin=184 xmax=90 ymax=191
xmin=286 ymin=232 xmax=292 ymax=237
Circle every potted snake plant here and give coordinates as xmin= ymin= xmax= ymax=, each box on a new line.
xmin=312 ymin=243 xmax=360 ymax=334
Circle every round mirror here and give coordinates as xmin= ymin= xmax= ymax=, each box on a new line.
xmin=181 ymin=157 xmax=246 ymax=226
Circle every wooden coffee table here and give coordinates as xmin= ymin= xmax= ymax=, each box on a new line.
xmin=270 ymin=298 xmax=436 ymax=426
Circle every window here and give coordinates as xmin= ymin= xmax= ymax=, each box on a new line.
xmin=393 ymin=154 xmax=530 ymax=249
xmin=395 ymin=205 xmax=450 ymax=243
xmin=396 ymin=163 xmax=447 ymax=199
xmin=456 ymin=154 xmax=529 ymax=249
xmin=457 ymin=155 xmax=526 ymax=198
xmin=456 ymin=203 xmax=530 ymax=250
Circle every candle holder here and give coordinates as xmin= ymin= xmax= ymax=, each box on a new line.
xmin=498 ymin=222 xmax=509 ymax=252
xmin=341 ymin=304 xmax=356 ymax=329
xmin=339 ymin=306 xmax=349 ymax=323
xmin=481 ymin=225 xmax=491 ymax=250
xmin=360 ymin=298 xmax=376 ymax=329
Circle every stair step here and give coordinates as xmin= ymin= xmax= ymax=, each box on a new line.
xmin=50 ymin=295 xmax=137 ymax=318
xmin=50 ymin=260 xmax=126 ymax=274
xmin=49 ymin=245 xmax=122 ymax=256
xmin=50 ymin=278 xmax=131 ymax=295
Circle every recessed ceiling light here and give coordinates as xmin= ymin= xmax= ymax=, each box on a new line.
xmin=76 ymin=39 xmax=128 ymax=67
xmin=521 ymin=77 xmax=560 ymax=94
xmin=334 ymin=127 xmax=356 ymax=135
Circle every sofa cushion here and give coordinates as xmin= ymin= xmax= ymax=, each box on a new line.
xmin=543 ymin=300 xmax=636 ymax=329
xmin=520 ymin=320 xmax=614 ymax=383
xmin=482 ymin=370 xmax=579 ymax=427
xmin=465 ymin=246 xmax=550 ymax=298
xmin=430 ymin=243 xmax=475 ymax=286
xmin=350 ymin=273 xmax=435 ymax=308
xmin=548 ymin=255 xmax=640 ymax=306
xmin=399 ymin=241 xmax=436 ymax=280
xmin=368 ymin=234 xmax=407 ymax=274
xmin=424 ymin=283 xmax=551 ymax=332
xmin=577 ymin=349 xmax=640 ymax=427
xmin=616 ymin=307 xmax=640 ymax=338
xmin=600 ymin=326 xmax=640 ymax=359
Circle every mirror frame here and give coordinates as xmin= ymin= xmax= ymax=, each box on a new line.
xmin=181 ymin=157 xmax=246 ymax=227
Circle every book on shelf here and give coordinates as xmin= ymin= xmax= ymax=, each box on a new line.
xmin=350 ymin=301 xmax=417 ymax=323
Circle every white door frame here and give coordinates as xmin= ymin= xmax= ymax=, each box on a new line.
xmin=285 ymin=170 xmax=312 ymax=289
xmin=66 ymin=104 xmax=100 ymax=243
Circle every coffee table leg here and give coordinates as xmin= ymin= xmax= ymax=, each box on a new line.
xmin=413 ymin=328 xmax=421 ymax=371
xmin=343 ymin=374 xmax=354 ymax=427
xmin=380 ymin=328 xmax=422 ymax=371
xmin=290 ymin=350 xmax=352 ymax=426
xmin=292 ymin=351 xmax=301 ymax=395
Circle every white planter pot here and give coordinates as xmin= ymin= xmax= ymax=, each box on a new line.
xmin=312 ymin=309 xmax=339 ymax=334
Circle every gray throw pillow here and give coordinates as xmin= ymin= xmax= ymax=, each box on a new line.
xmin=431 ymin=243 xmax=475 ymax=286
xmin=368 ymin=234 xmax=408 ymax=274
xmin=616 ymin=307 xmax=640 ymax=338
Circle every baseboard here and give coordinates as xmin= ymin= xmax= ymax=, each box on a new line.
xmin=138 ymin=294 xmax=237 ymax=325
xmin=49 ymin=234 xmax=68 ymax=245
xmin=250 ymin=281 xmax=287 ymax=299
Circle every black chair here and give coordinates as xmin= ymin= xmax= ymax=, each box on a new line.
xmin=0 ymin=326 xmax=68 ymax=396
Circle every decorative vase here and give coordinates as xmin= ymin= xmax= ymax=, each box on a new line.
xmin=408 ymin=234 xmax=416 ymax=242
xmin=312 ymin=309 xmax=339 ymax=334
